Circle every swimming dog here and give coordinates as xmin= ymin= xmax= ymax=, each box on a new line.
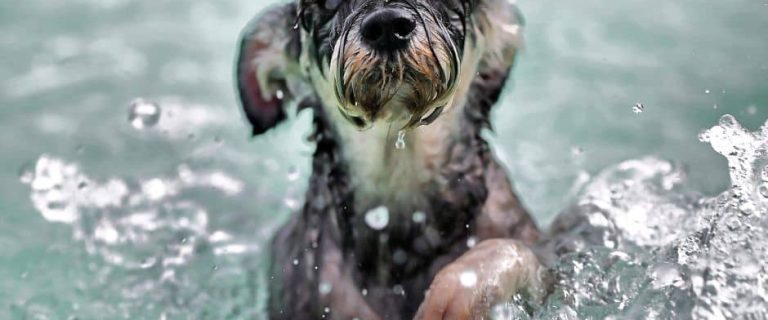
xmin=236 ymin=1 xmax=547 ymax=318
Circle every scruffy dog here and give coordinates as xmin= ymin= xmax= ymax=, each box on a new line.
xmin=236 ymin=0 xmax=547 ymax=318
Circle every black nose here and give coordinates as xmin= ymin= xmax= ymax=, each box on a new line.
xmin=360 ymin=9 xmax=416 ymax=52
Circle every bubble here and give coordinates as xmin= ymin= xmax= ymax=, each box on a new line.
xmin=365 ymin=206 xmax=390 ymax=230
xmin=395 ymin=130 xmax=406 ymax=150
xmin=392 ymin=284 xmax=405 ymax=296
xmin=319 ymin=282 xmax=332 ymax=295
xmin=718 ymin=114 xmax=738 ymax=128
xmin=18 ymin=167 xmax=34 ymax=184
xmin=459 ymin=271 xmax=478 ymax=287
xmin=759 ymin=184 xmax=768 ymax=198
xmin=761 ymin=165 xmax=768 ymax=182
xmin=128 ymin=98 xmax=161 ymax=129
xmin=632 ymin=103 xmax=645 ymax=114
xmin=412 ymin=211 xmax=426 ymax=223
xmin=393 ymin=249 xmax=408 ymax=265
xmin=467 ymin=236 xmax=478 ymax=248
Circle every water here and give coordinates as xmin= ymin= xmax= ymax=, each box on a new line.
xmin=524 ymin=115 xmax=768 ymax=319
xmin=395 ymin=130 xmax=407 ymax=150
xmin=1 ymin=0 xmax=767 ymax=319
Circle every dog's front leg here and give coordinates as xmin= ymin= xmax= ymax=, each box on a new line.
xmin=318 ymin=243 xmax=382 ymax=320
xmin=414 ymin=240 xmax=548 ymax=320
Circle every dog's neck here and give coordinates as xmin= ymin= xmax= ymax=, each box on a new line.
xmin=331 ymin=105 xmax=460 ymax=212
xmin=322 ymin=43 xmax=484 ymax=214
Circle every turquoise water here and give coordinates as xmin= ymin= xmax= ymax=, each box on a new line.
xmin=1 ymin=0 xmax=767 ymax=318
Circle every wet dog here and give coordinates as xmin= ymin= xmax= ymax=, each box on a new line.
xmin=236 ymin=1 xmax=547 ymax=318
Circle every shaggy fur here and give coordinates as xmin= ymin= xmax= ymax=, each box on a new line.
xmin=236 ymin=1 xmax=540 ymax=318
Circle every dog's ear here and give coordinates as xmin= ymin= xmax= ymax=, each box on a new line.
xmin=237 ymin=4 xmax=306 ymax=136
xmin=475 ymin=0 xmax=525 ymax=73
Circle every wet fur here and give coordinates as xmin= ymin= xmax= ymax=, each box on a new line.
xmin=236 ymin=1 xmax=538 ymax=318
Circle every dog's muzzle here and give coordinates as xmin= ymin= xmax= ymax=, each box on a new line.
xmin=330 ymin=5 xmax=461 ymax=130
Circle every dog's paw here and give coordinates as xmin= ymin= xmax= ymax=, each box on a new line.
xmin=414 ymin=239 xmax=548 ymax=320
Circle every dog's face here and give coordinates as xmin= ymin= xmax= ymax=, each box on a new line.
xmin=298 ymin=0 xmax=478 ymax=129
xmin=236 ymin=0 xmax=522 ymax=135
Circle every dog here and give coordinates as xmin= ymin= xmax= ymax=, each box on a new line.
xmin=236 ymin=1 xmax=547 ymax=318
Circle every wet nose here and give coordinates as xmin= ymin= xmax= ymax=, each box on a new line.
xmin=360 ymin=9 xmax=416 ymax=52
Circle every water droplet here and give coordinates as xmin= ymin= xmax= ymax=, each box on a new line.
xmin=323 ymin=307 xmax=331 ymax=314
xmin=459 ymin=271 xmax=478 ymax=287
xmin=746 ymin=105 xmax=758 ymax=115
xmin=365 ymin=206 xmax=390 ymax=230
xmin=395 ymin=130 xmax=406 ymax=150
xmin=293 ymin=259 xmax=299 ymax=266
xmin=393 ymin=284 xmax=405 ymax=296
xmin=467 ymin=236 xmax=478 ymax=248
xmin=393 ymin=249 xmax=408 ymax=265
xmin=705 ymin=89 xmax=711 ymax=94
xmin=412 ymin=211 xmax=426 ymax=223
xmin=128 ymin=98 xmax=161 ymax=130
xmin=761 ymin=165 xmax=768 ymax=182
xmin=632 ymin=103 xmax=645 ymax=114
xmin=319 ymin=282 xmax=333 ymax=295
xmin=287 ymin=166 xmax=300 ymax=181
xmin=276 ymin=90 xmax=285 ymax=100
xmin=571 ymin=146 xmax=584 ymax=157
xmin=718 ymin=114 xmax=738 ymax=128
xmin=361 ymin=288 xmax=368 ymax=296
xmin=18 ymin=167 xmax=34 ymax=184
xmin=759 ymin=184 xmax=768 ymax=198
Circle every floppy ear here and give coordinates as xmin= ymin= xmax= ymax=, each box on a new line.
xmin=236 ymin=4 xmax=305 ymax=135
xmin=475 ymin=0 xmax=525 ymax=73
xmin=463 ymin=0 xmax=525 ymax=128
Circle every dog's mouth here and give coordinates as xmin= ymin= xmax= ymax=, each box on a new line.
xmin=329 ymin=5 xmax=462 ymax=130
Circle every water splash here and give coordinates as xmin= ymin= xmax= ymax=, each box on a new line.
xmin=19 ymin=155 xmax=266 ymax=318
xmin=525 ymin=115 xmax=768 ymax=319
xmin=632 ymin=103 xmax=645 ymax=114
xmin=20 ymin=156 xmax=252 ymax=269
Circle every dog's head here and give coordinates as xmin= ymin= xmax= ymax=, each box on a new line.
xmin=237 ymin=0 xmax=522 ymax=134
xmin=299 ymin=0 xmax=472 ymax=129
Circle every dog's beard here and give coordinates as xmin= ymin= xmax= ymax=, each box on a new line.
xmin=329 ymin=15 xmax=462 ymax=129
